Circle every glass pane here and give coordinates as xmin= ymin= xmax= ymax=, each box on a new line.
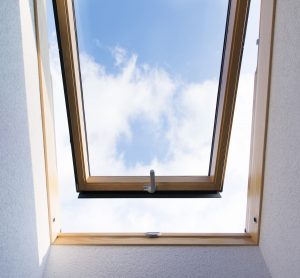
xmin=73 ymin=0 xmax=229 ymax=176
xmin=48 ymin=0 xmax=260 ymax=232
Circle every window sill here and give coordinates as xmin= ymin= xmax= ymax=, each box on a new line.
xmin=53 ymin=233 xmax=256 ymax=246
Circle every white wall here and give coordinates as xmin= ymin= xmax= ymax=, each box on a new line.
xmin=45 ymin=246 xmax=270 ymax=278
xmin=0 ymin=1 xmax=50 ymax=277
xmin=259 ymin=0 xmax=300 ymax=277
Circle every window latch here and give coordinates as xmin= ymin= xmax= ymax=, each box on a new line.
xmin=144 ymin=169 xmax=157 ymax=193
xmin=145 ymin=232 xmax=161 ymax=238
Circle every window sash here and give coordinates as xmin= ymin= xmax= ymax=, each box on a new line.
xmin=52 ymin=0 xmax=250 ymax=193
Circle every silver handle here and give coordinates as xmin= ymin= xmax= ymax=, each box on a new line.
xmin=144 ymin=169 xmax=157 ymax=193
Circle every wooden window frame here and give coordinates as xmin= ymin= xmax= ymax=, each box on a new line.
xmin=35 ymin=0 xmax=276 ymax=244
xmin=49 ymin=0 xmax=252 ymax=195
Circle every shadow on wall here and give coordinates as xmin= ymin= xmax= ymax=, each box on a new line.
xmin=44 ymin=246 xmax=271 ymax=278
xmin=0 ymin=0 xmax=49 ymax=277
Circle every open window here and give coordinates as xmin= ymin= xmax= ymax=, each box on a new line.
xmin=36 ymin=0 xmax=276 ymax=243
xmin=52 ymin=0 xmax=251 ymax=197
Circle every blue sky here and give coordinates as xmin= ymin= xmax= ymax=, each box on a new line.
xmin=47 ymin=0 xmax=260 ymax=232
xmin=74 ymin=0 xmax=228 ymax=82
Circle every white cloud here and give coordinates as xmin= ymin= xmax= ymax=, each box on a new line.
xmin=110 ymin=46 xmax=128 ymax=67
xmin=79 ymin=49 xmax=217 ymax=176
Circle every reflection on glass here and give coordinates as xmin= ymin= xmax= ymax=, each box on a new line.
xmin=73 ymin=0 xmax=229 ymax=176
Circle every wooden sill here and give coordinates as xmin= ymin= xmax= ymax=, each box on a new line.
xmin=53 ymin=233 xmax=256 ymax=246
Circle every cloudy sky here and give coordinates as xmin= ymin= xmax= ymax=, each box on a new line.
xmin=47 ymin=0 xmax=260 ymax=232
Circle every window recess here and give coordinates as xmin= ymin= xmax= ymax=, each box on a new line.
xmin=52 ymin=0 xmax=251 ymax=197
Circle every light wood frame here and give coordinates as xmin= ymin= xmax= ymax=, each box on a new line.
xmin=34 ymin=0 xmax=61 ymax=242
xmin=50 ymin=0 xmax=251 ymax=193
xmin=36 ymin=0 xmax=276 ymax=244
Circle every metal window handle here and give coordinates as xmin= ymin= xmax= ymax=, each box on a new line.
xmin=145 ymin=232 xmax=161 ymax=238
xmin=144 ymin=169 xmax=157 ymax=193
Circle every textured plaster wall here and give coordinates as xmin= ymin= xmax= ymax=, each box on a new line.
xmin=259 ymin=0 xmax=300 ymax=277
xmin=0 ymin=0 xmax=50 ymax=277
xmin=45 ymin=246 xmax=270 ymax=278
